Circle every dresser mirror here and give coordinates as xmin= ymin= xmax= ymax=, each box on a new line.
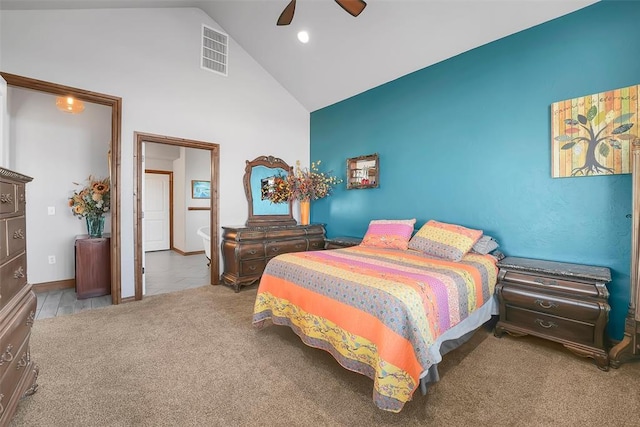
xmin=347 ymin=153 xmax=379 ymax=189
xmin=244 ymin=155 xmax=296 ymax=227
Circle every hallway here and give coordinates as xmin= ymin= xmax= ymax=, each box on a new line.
xmin=34 ymin=250 xmax=211 ymax=319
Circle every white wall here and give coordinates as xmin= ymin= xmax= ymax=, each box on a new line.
xmin=0 ymin=8 xmax=310 ymax=298
xmin=184 ymin=147 xmax=210 ymax=252
xmin=172 ymin=149 xmax=186 ymax=252
xmin=8 ymin=87 xmax=112 ymax=284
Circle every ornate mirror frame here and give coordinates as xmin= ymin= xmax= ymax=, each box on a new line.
xmin=244 ymin=155 xmax=296 ymax=227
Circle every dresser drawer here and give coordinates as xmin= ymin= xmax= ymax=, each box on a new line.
xmin=0 ymin=292 xmax=36 ymax=383
xmin=504 ymin=306 xmax=596 ymax=347
xmin=501 ymin=270 xmax=601 ymax=298
xmin=0 ymin=335 xmax=31 ymax=421
xmin=0 ymin=182 xmax=15 ymax=215
xmin=15 ymin=183 xmax=26 ymax=215
xmin=240 ymin=258 xmax=267 ymax=276
xmin=0 ymin=254 xmax=28 ymax=312
xmin=500 ymin=284 xmax=604 ymax=322
xmin=6 ymin=217 xmax=26 ymax=259
xmin=265 ymin=239 xmax=308 ymax=257
xmin=237 ymin=243 xmax=265 ymax=260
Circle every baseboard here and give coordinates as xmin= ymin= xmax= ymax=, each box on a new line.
xmin=171 ymin=247 xmax=205 ymax=256
xmin=32 ymin=279 xmax=75 ymax=293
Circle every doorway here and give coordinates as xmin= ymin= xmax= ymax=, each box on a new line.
xmin=133 ymin=132 xmax=220 ymax=301
xmin=1 ymin=72 xmax=123 ymax=304
xmin=144 ymin=170 xmax=172 ymax=252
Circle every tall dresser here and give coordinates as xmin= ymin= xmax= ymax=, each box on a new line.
xmin=0 ymin=167 xmax=38 ymax=424
xmin=221 ymin=224 xmax=326 ymax=292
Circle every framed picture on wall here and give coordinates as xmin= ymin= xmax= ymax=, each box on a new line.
xmin=191 ymin=180 xmax=210 ymax=199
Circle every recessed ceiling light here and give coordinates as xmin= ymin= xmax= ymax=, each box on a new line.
xmin=297 ymin=31 xmax=309 ymax=44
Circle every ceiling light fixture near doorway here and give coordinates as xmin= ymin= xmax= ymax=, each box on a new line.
xmin=297 ymin=31 xmax=309 ymax=44
xmin=56 ymin=96 xmax=85 ymax=114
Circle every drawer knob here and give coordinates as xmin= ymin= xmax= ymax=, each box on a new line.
xmin=27 ymin=311 xmax=35 ymax=327
xmin=249 ymin=265 xmax=257 ymax=271
xmin=0 ymin=345 xmax=14 ymax=365
xmin=13 ymin=228 xmax=25 ymax=239
xmin=0 ymin=193 xmax=13 ymax=204
xmin=248 ymin=249 xmax=257 ymax=255
xmin=271 ymin=247 xmax=280 ymax=253
xmin=535 ymin=318 xmax=558 ymax=329
xmin=295 ymin=244 xmax=303 ymax=249
xmin=17 ymin=351 xmax=29 ymax=370
xmin=13 ymin=266 xmax=25 ymax=279
xmin=534 ymin=299 xmax=558 ymax=309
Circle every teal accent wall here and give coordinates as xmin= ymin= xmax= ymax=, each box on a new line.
xmin=310 ymin=1 xmax=639 ymax=339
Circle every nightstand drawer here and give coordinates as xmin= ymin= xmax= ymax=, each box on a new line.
xmin=501 ymin=285 xmax=604 ymax=322
xmin=501 ymin=271 xmax=600 ymax=298
xmin=504 ymin=306 xmax=596 ymax=347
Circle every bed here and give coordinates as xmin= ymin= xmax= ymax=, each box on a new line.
xmin=252 ymin=241 xmax=499 ymax=412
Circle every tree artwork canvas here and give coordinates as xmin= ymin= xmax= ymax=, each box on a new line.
xmin=551 ymin=85 xmax=639 ymax=178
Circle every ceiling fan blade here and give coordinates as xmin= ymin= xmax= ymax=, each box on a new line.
xmin=277 ymin=0 xmax=296 ymax=26
xmin=335 ymin=0 xmax=367 ymax=17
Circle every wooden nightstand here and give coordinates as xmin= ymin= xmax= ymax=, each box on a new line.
xmin=75 ymin=234 xmax=111 ymax=299
xmin=324 ymin=236 xmax=362 ymax=249
xmin=494 ymin=256 xmax=611 ymax=370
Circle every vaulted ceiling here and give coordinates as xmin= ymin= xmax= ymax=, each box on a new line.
xmin=1 ymin=0 xmax=598 ymax=111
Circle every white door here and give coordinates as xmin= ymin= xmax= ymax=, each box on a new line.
xmin=144 ymin=173 xmax=170 ymax=252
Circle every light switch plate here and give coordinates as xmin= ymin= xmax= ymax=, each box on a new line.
xmin=48 ymin=206 xmax=55 ymax=215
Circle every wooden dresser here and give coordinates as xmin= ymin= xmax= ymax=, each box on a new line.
xmin=0 ymin=167 xmax=38 ymax=424
xmin=75 ymin=234 xmax=111 ymax=299
xmin=494 ymin=256 xmax=611 ymax=370
xmin=221 ymin=224 xmax=326 ymax=292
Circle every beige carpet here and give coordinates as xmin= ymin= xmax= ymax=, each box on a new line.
xmin=11 ymin=285 xmax=640 ymax=426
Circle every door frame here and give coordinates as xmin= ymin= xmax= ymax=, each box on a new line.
xmin=144 ymin=169 xmax=174 ymax=251
xmin=133 ymin=132 xmax=220 ymax=301
xmin=1 ymin=72 xmax=123 ymax=304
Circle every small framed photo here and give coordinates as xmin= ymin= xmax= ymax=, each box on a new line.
xmin=191 ymin=180 xmax=210 ymax=199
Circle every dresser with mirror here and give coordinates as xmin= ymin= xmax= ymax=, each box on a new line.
xmin=220 ymin=156 xmax=326 ymax=292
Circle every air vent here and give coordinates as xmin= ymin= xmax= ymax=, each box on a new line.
xmin=201 ymin=24 xmax=228 ymax=76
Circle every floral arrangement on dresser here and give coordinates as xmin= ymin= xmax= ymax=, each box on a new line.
xmin=268 ymin=160 xmax=342 ymax=203
xmin=68 ymin=175 xmax=111 ymax=218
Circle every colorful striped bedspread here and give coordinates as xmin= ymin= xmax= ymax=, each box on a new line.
xmin=252 ymin=245 xmax=498 ymax=412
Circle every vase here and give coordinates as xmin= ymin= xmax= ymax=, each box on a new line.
xmin=299 ymin=200 xmax=310 ymax=225
xmin=86 ymin=215 xmax=105 ymax=238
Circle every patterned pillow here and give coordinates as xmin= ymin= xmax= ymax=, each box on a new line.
xmin=472 ymin=235 xmax=499 ymax=255
xmin=360 ymin=219 xmax=417 ymax=250
xmin=408 ymin=220 xmax=483 ymax=261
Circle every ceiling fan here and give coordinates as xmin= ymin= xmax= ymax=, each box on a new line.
xmin=277 ymin=0 xmax=367 ymax=26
